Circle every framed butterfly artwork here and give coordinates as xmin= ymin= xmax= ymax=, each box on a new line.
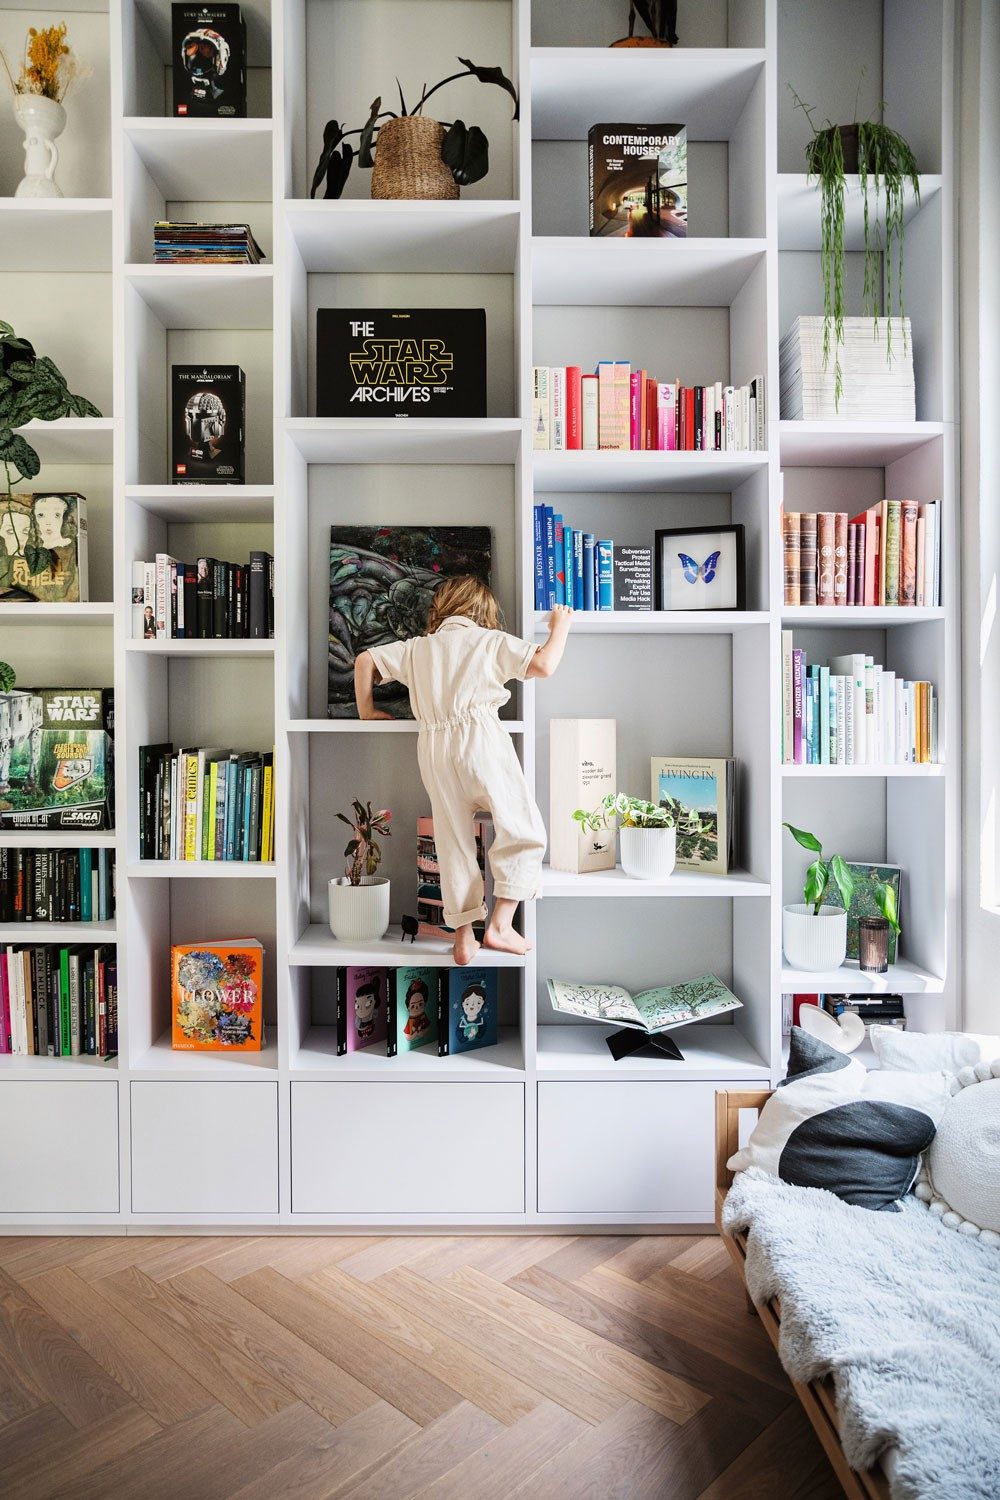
xmin=654 ymin=525 xmax=746 ymax=611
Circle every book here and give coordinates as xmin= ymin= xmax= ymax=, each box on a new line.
xmin=171 ymin=364 xmax=245 ymax=483
xmin=172 ymin=2 xmax=247 ymax=117
xmin=834 ymin=511 xmax=848 ymax=604
xmin=823 ymin=862 xmax=902 ymax=966
xmin=550 ymin=365 xmax=567 ymax=450
xmin=416 ymin=816 xmax=487 ymax=939
xmin=549 ymin=719 xmax=616 ymax=874
xmin=612 ymin=545 xmax=653 ymax=611
xmin=153 ymin=220 xmax=262 ymax=263
xmin=440 ymin=967 xmax=498 ymax=1055
xmin=532 ymin=366 xmax=550 ymax=449
xmin=581 ymin=373 xmax=599 ymax=449
xmin=565 ymin=366 xmax=582 ymax=449
xmin=387 ymin=967 xmax=442 ymax=1055
xmin=782 ymin=512 xmax=800 ymax=605
xmin=650 ymin=756 xmax=735 ymax=875
xmin=779 ymin=316 xmax=915 ymax=421
xmin=0 ymin=493 xmax=88 ymax=604
xmin=588 ymin=123 xmax=687 ymax=238
xmin=336 ymin=965 xmax=388 ymax=1054
xmin=597 ymin=541 xmax=614 ymax=610
xmin=546 ymin=972 xmax=742 ymax=1034
xmin=798 ymin=513 xmax=817 ymax=606
xmin=171 ymin=939 xmax=264 ymax=1050
xmin=316 ymin=308 xmax=487 ymax=418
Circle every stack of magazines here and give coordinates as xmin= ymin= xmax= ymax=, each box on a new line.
xmin=153 ymin=221 xmax=265 ymax=264
xmin=779 ymin=315 xmax=915 ymax=420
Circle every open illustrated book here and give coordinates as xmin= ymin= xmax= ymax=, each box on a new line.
xmin=546 ymin=973 xmax=742 ymax=1036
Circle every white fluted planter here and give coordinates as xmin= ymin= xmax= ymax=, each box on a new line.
xmin=13 ymin=94 xmax=66 ymax=199
xmin=327 ymin=876 xmax=390 ymax=942
xmin=782 ymin=903 xmax=848 ymax=971
xmin=618 ymin=826 xmax=676 ymax=880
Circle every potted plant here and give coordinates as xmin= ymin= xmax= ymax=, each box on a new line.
xmin=574 ymin=792 xmax=676 ymax=880
xmin=782 ymin=822 xmax=855 ymax=971
xmin=310 ymin=58 xmax=518 ymax=202
xmin=328 ymin=800 xmax=392 ymax=942
xmin=790 ymin=85 xmax=920 ymax=407
xmin=858 ymin=879 xmax=901 ymax=973
xmin=1 ymin=24 xmax=89 ymax=198
xmin=611 ymin=1 xmax=679 ymax=48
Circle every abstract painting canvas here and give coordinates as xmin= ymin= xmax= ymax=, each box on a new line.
xmin=328 ymin=525 xmax=491 ymax=717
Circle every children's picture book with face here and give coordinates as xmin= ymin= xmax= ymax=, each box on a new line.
xmin=171 ymin=939 xmax=264 ymax=1050
xmin=0 ymin=493 xmax=88 ymax=603
xmin=336 ymin=965 xmax=388 ymax=1054
xmin=441 ymin=968 xmax=498 ymax=1055
xmin=387 ymin=966 xmax=442 ymax=1055
xmin=328 ymin=525 xmax=491 ymax=718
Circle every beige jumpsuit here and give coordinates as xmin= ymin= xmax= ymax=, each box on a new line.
xmin=367 ymin=616 xmax=547 ymax=929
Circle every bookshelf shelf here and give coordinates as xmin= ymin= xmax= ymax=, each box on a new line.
xmin=532 ymin=450 xmax=768 ymax=493
xmin=285 ymin=200 xmax=521 ymax=274
xmin=126 ymin=862 xmax=277 ymax=878
xmin=0 ymin=603 xmax=114 ymax=622
xmin=289 ymin=924 xmax=527 ymax=969
xmin=780 ymin=607 xmax=946 ymax=627
xmin=15 ymin=419 xmax=114 ymax=465
xmin=532 ymin=238 xmax=767 ymax=308
xmin=536 ymin=1023 xmax=770 ymax=1081
xmin=533 ymin=611 xmax=767 ymax=635
xmin=540 ymin=866 xmax=770 ymax=898
xmin=778 ymin=421 xmax=946 ymax=467
xmin=777 ymin=174 xmax=941 ymax=251
xmin=123 ymin=639 xmax=275 ymax=657
xmin=294 ymin=1025 xmax=524 ymax=1078
xmin=779 ymin=959 xmax=945 ymax=995
xmin=781 ymin=764 xmax=945 ymax=779
xmin=0 ymin=832 xmax=117 ymax=851
xmin=0 ymin=200 xmax=113 ymax=273
xmin=287 ymin=719 xmax=524 ymax=735
xmin=0 ymin=1053 xmax=118 ymax=1078
xmin=284 ymin=419 xmax=522 ymax=465
xmin=124 ymin=265 xmax=274 ymax=330
xmin=0 ymin=922 xmax=116 ymax=943
xmin=124 ymin=486 xmax=275 ymax=522
xmin=123 ymin=118 xmax=274 ymax=199
xmin=132 ymin=1032 xmax=279 ymax=1075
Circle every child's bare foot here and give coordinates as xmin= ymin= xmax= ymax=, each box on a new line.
xmin=483 ymin=919 xmax=533 ymax=956
xmin=452 ymin=925 xmax=481 ymax=966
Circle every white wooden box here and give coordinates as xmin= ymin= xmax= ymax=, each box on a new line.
xmin=130 ymin=1081 xmax=278 ymax=1214
xmin=291 ymin=1081 xmax=524 ymax=1214
xmin=548 ymin=717 xmax=617 ymax=873
xmin=0 ymin=1082 xmax=118 ymax=1214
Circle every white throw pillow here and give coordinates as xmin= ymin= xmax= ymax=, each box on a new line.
xmin=870 ymin=1028 xmax=981 ymax=1075
xmin=914 ymin=1060 xmax=1000 ymax=1247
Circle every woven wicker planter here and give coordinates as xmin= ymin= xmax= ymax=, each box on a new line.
xmin=370 ymin=116 xmax=458 ymax=201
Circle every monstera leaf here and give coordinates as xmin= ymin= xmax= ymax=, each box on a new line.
xmin=441 ymin=120 xmax=489 ymax=185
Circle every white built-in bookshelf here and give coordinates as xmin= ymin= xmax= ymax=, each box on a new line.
xmin=0 ymin=0 xmax=958 ymax=1229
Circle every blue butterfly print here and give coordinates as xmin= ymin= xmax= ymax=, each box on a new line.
xmin=678 ymin=550 xmax=722 ymax=584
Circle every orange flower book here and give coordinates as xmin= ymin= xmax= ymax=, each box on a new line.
xmin=171 ymin=939 xmax=264 ymax=1051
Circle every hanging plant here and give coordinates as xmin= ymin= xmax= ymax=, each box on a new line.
xmin=790 ymin=86 xmax=919 ymax=407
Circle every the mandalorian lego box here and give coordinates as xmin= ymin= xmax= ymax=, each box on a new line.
xmin=171 ymin=364 xmax=246 ymax=483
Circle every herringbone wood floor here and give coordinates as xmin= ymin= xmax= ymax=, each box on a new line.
xmin=0 ymin=1233 xmax=842 ymax=1499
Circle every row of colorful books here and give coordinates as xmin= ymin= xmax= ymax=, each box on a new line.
xmin=781 ymin=637 xmax=938 ymax=765
xmin=1 ymin=943 xmax=118 ymax=1057
xmin=336 ymin=965 xmax=499 ymax=1058
xmin=532 ymin=366 xmax=766 ymax=452
xmin=138 ymin=744 xmax=275 ymax=862
xmin=153 ymin=221 xmax=264 ymax=264
xmin=131 ymin=553 xmax=274 ymax=640
xmin=532 ymin=507 xmax=655 ymax=611
xmin=0 ymin=688 xmax=114 ymax=833
xmin=0 ymin=847 xmax=115 ymax=924
xmin=781 ymin=500 xmax=941 ymax=607
xmin=783 ymin=993 xmax=906 ymax=1032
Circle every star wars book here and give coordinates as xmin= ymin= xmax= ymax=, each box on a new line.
xmin=171 ymin=365 xmax=245 ymax=483
xmin=336 ymin=965 xmax=389 ymax=1055
xmin=0 ymin=688 xmax=114 ymax=831
xmin=440 ymin=967 xmax=498 ymax=1056
xmin=387 ymin=966 xmax=443 ymax=1056
xmin=172 ymin=3 xmax=247 ymax=118
xmin=0 ymin=493 xmax=88 ymax=603
xmin=316 ymin=309 xmax=487 ymax=418
xmin=589 ymin=123 xmax=688 ymax=238
xmin=171 ymin=939 xmax=263 ymax=1050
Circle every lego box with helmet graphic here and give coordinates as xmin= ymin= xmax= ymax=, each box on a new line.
xmin=172 ymin=3 xmax=247 ymax=118
xmin=171 ymin=364 xmax=246 ymax=483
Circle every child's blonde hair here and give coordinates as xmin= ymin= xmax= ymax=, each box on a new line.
xmin=426 ymin=575 xmax=503 ymax=634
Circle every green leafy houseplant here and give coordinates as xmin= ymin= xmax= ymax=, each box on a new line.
xmin=337 ymin=799 xmax=392 ymax=886
xmin=790 ymin=87 xmax=919 ymax=406
xmin=0 ymin=319 xmax=102 ymax=508
xmin=574 ymin=792 xmax=674 ymax=834
xmin=873 ymin=878 xmax=901 ymax=935
xmin=575 ymin=793 xmax=676 ymax=880
xmin=310 ymin=58 xmax=519 ymax=200
xmin=783 ymin=822 xmax=855 ymax=914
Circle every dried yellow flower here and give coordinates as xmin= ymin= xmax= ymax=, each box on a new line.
xmin=1 ymin=22 xmax=89 ymax=103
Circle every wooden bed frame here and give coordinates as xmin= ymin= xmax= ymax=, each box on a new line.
xmin=715 ymin=1089 xmax=892 ymax=1500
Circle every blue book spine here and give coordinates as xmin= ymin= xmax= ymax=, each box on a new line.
xmin=553 ymin=514 xmax=565 ymax=605
xmin=582 ymin=534 xmax=596 ymax=611
xmin=532 ymin=505 xmax=544 ymax=610
xmin=597 ymin=540 xmax=613 ymax=610
xmin=543 ymin=506 xmax=556 ymax=608
xmin=242 ymin=766 xmax=253 ymax=860
xmin=811 ymin=670 xmax=821 ymax=763
xmin=79 ymin=848 xmax=93 ymax=921
xmin=819 ymin=665 xmax=831 ymax=765
xmin=563 ymin=525 xmax=574 ymax=610
xmin=224 ymin=761 xmax=237 ymax=860
xmin=572 ymin=530 xmax=585 ymax=610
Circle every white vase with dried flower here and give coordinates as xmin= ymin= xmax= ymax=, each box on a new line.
xmin=1 ymin=24 xmax=89 ymax=198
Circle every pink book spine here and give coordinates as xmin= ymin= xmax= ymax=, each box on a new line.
xmin=792 ymin=649 xmax=804 ymax=763
xmin=662 ymin=383 xmax=677 ymax=450
xmin=0 ymin=949 xmax=10 ymax=1054
xmin=565 ymin=366 xmax=582 ymax=450
xmin=630 ymin=372 xmax=641 ymax=450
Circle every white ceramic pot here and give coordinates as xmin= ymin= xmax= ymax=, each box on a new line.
xmin=619 ymin=825 xmax=676 ymax=880
xmin=328 ymin=876 xmax=390 ymax=942
xmin=782 ymin=903 xmax=848 ymax=971
xmin=14 ymin=94 xmax=67 ymax=199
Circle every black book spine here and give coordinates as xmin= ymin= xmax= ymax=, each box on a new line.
xmin=22 ymin=851 xmax=34 ymax=922
xmin=226 ymin=563 xmax=236 ymax=638
xmin=184 ymin=564 xmax=197 ymax=635
xmin=212 ymin=561 xmax=227 ymax=638
xmin=33 ymin=851 xmax=48 ymax=922
xmin=336 ymin=967 xmax=347 ymax=1055
xmin=13 ymin=849 xmax=24 ymax=919
xmin=437 ymin=974 xmax=450 ymax=1056
xmin=196 ymin=558 xmax=214 ymax=639
xmin=694 ymin=386 xmax=703 ymax=451
xmin=267 ymin=553 xmax=274 ymax=637
xmin=233 ymin=563 xmax=244 ymax=637
xmin=0 ymin=847 xmax=9 ymax=922
xmin=249 ymin=551 xmax=266 ymax=639
xmin=386 ymin=969 xmax=397 ymax=1057
xmin=247 ymin=760 xmax=261 ymax=862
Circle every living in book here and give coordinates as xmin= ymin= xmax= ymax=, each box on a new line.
xmin=780 ymin=636 xmax=938 ymax=765
xmin=532 ymin=365 xmax=765 ymax=453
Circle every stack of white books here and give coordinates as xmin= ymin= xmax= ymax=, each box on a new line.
xmin=779 ymin=315 xmax=916 ymax=421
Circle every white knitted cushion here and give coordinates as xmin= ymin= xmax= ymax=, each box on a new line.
xmin=914 ymin=1060 xmax=1000 ymax=1247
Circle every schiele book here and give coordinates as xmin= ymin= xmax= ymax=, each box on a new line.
xmin=171 ymin=939 xmax=263 ymax=1050
xmin=387 ymin=966 xmax=443 ymax=1055
xmin=172 ymin=3 xmax=247 ymax=117
xmin=336 ymin=965 xmax=389 ymax=1055
xmin=588 ymin=123 xmax=688 ymax=238
xmin=440 ymin=967 xmax=498 ymax=1055
xmin=547 ymin=973 xmax=741 ymax=1034
xmin=0 ymin=493 xmax=88 ymax=603
xmin=172 ymin=365 xmax=245 ymax=483
xmin=316 ymin=309 xmax=487 ymax=418
xmin=650 ymin=756 xmax=736 ymax=875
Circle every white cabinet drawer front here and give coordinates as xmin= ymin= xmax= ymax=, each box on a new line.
xmin=538 ymin=1081 xmax=719 ymax=1216
xmin=130 ymin=1082 xmax=278 ymax=1214
xmin=292 ymin=1082 xmax=524 ymax=1214
xmin=0 ymin=1081 xmax=119 ymax=1214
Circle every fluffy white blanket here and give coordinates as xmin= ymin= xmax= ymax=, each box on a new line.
xmin=723 ymin=1169 xmax=1000 ymax=1500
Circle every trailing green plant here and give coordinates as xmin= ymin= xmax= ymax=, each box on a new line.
xmin=783 ymin=822 xmax=855 ymax=915
xmin=337 ymin=799 xmax=392 ymax=885
xmin=790 ymin=86 xmax=919 ymax=406
xmin=574 ymin=792 xmax=674 ymax=833
xmin=0 ymin=320 xmax=102 ymax=506
xmin=310 ymin=58 xmax=519 ymax=199
xmin=872 ymin=878 xmax=901 ymax=934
